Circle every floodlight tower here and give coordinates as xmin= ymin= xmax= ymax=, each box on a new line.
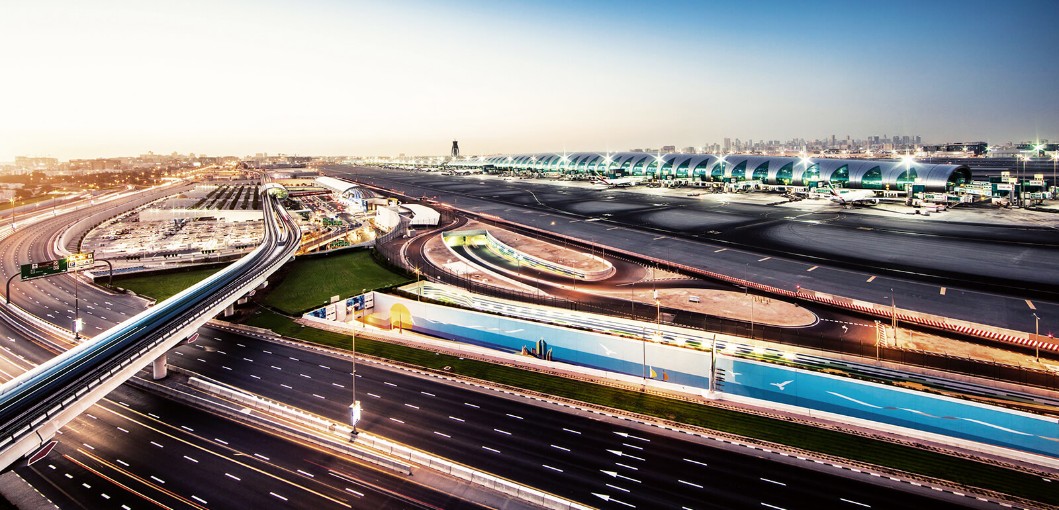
xmin=451 ymin=141 xmax=460 ymax=158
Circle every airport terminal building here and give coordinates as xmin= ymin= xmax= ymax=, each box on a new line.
xmin=451 ymin=152 xmax=973 ymax=192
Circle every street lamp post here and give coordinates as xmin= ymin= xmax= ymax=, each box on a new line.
xmin=1033 ymin=313 xmax=1040 ymax=363
xmin=890 ymin=288 xmax=898 ymax=348
xmin=1052 ymin=154 xmax=1058 ymax=197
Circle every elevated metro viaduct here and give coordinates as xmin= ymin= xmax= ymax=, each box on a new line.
xmin=449 ymin=152 xmax=973 ymax=192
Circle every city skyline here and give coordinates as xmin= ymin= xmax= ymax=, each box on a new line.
xmin=3 ymin=0 xmax=1057 ymax=161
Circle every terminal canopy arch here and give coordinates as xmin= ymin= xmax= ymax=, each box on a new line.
xmin=775 ymin=162 xmax=793 ymax=185
xmin=831 ymin=165 xmax=849 ymax=186
xmin=800 ymin=164 xmax=820 ymax=185
xmin=752 ymin=161 xmax=769 ymax=181
xmin=861 ymin=166 xmax=883 ymax=189
xmin=729 ymin=160 xmax=748 ymax=181
xmin=710 ymin=162 xmax=726 ymax=181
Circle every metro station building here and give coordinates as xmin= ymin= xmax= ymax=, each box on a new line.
xmin=450 ymin=152 xmax=973 ymax=192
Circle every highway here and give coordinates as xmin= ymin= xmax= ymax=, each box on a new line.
xmin=164 ymin=325 xmax=990 ymax=509
xmin=329 ymin=166 xmax=1059 ymax=338
xmin=0 ymin=185 xmax=185 ymax=344
xmin=0 ymin=184 xmax=302 ymax=470
xmin=17 ymin=385 xmax=487 ymax=510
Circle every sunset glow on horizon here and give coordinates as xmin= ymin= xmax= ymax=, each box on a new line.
xmin=2 ymin=0 xmax=1057 ymax=160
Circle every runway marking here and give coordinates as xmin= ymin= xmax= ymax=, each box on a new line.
xmin=939 ymin=287 xmax=946 ymax=296
xmin=758 ymin=257 xmax=771 ymax=262
xmin=806 ymin=266 xmax=818 ymax=272
xmin=866 ymin=276 xmax=876 ymax=283
xmin=1026 ymin=300 xmax=1036 ymax=310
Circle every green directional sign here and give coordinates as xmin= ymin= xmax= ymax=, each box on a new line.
xmin=20 ymin=259 xmax=68 ymax=281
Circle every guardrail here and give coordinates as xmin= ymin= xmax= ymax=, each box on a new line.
xmin=188 ymin=377 xmax=591 ymax=510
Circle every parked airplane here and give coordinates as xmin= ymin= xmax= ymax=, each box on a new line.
xmin=826 ymin=186 xmax=880 ymax=206
xmin=592 ymin=174 xmax=644 ymax=187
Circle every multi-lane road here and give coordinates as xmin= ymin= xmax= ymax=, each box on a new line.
xmin=167 ymin=326 xmax=988 ymax=509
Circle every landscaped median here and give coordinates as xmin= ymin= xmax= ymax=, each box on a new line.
xmin=242 ymin=308 xmax=1059 ymax=508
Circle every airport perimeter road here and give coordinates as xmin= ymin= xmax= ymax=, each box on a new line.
xmin=16 ymin=384 xmax=485 ymax=510
xmin=168 ymin=328 xmax=991 ymax=509
xmin=328 ymin=166 xmax=1059 ymax=337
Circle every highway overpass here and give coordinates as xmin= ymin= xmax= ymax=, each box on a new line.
xmin=0 ymin=184 xmax=299 ymax=471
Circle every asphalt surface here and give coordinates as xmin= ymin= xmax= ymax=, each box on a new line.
xmin=165 ymin=326 xmax=995 ymax=509
xmin=16 ymin=385 xmax=480 ymax=510
xmin=328 ymin=166 xmax=1059 ymax=339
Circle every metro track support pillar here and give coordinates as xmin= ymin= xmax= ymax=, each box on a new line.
xmin=152 ymin=354 xmax=168 ymax=380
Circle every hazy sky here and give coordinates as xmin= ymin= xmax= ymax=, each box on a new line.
xmin=3 ymin=0 xmax=1057 ymax=160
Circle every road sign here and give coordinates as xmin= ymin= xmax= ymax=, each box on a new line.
xmin=67 ymin=252 xmax=94 ymax=271
xmin=20 ymin=259 xmax=67 ymax=281
xmin=26 ymin=441 xmax=57 ymax=466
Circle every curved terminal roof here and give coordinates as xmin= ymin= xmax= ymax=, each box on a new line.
xmin=316 ymin=176 xmax=367 ymax=201
xmin=451 ymin=152 xmax=972 ymax=192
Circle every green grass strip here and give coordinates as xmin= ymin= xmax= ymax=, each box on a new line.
xmin=113 ymin=267 xmax=222 ymax=302
xmin=260 ymin=250 xmax=410 ymax=315
xmin=242 ymin=308 xmax=1057 ymax=506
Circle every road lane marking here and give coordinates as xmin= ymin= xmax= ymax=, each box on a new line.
xmin=405 ymin=403 xmax=419 ymax=409
xmin=550 ymin=444 xmax=570 ymax=452
xmin=543 ymin=465 xmax=563 ymax=472
xmin=761 ymin=478 xmax=786 ymax=486
xmin=866 ymin=276 xmax=876 ymax=283
xmin=939 ymin=287 xmax=946 ymax=295
xmin=714 ymin=248 xmax=727 ymax=253
xmin=225 ymin=473 xmax=240 ymax=481
xmin=494 ymin=429 xmax=511 ymax=435
xmin=806 ymin=266 xmax=818 ymax=272
xmin=684 ymin=458 xmax=708 ymax=467
xmin=449 ymin=416 xmax=464 ymax=422
xmin=389 ymin=418 xmax=404 ymax=424
xmin=1026 ymin=299 xmax=1036 ymax=310
xmin=679 ymin=479 xmax=703 ymax=489
xmin=562 ymin=428 xmax=581 ymax=434
xmin=434 ymin=431 xmax=450 ymax=438
xmin=506 ymin=413 xmax=523 ymax=420
xmin=758 ymin=257 xmax=771 ymax=262
xmin=481 ymin=446 xmax=500 ymax=454
xmin=464 ymin=402 xmax=479 ymax=408
xmin=841 ymin=498 xmax=871 ymax=507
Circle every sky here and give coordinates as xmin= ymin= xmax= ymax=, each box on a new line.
xmin=2 ymin=0 xmax=1057 ymax=160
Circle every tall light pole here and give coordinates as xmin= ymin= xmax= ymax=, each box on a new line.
xmin=349 ymin=297 xmax=361 ymax=437
xmin=1052 ymin=154 xmax=1058 ymax=197
xmin=1033 ymin=313 xmax=1040 ymax=363
xmin=890 ymin=288 xmax=898 ymax=347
